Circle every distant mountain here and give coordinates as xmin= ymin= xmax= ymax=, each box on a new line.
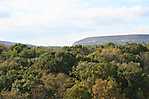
xmin=74 ymin=34 xmax=149 ymax=45
xmin=0 ymin=41 xmax=33 ymax=47
xmin=0 ymin=41 xmax=15 ymax=46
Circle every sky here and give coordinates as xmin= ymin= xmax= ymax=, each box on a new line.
xmin=0 ymin=0 xmax=149 ymax=46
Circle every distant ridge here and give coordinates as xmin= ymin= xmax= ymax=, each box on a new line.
xmin=73 ymin=34 xmax=149 ymax=45
xmin=0 ymin=40 xmax=59 ymax=47
xmin=0 ymin=40 xmax=34 ymax=47
xmin=0 ymin=40 xmax=15 ymax=46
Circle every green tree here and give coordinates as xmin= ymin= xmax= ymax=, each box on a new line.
xmin=72 ymin=62 xmax=117 ymax=81
xmin=64 ymin=82 xmax=91 ymax=99
xmin=34 ymin=51 xmax=77 ymax=73
xmin=41 ymin=73 xmax=75 ymax=98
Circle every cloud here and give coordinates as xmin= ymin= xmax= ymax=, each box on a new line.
xmin=135 ymin=27 xmax=149 ymax=33
xmin=0 ymin=12 xmax=10 ymax=18
xmin=0 ymin=3 xmax=11 ymax=18
xmin=0 ymin=0 xmax=148 ymax=27
xmin=76 ymin=6 xmax=146 ymax=18
xmin=0 ymin=0 xmax=148 ymax=46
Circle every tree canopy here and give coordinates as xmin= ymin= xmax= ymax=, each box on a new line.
xmin=0 ymin=43 xmax=149 ymax=99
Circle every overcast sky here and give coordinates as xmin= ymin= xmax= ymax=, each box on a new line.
xmin=0 ymin=0 xmax=149 ymax=46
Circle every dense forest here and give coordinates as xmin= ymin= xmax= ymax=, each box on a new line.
xmin=0 ymin=43 xmax=149 ymax=99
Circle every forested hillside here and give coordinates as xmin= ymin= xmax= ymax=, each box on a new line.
xmin=74 ymin=34 xmax=149 ymax=45
xmin=0 ymin=43 xmax=149 ymax=99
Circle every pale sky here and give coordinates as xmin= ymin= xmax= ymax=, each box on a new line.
xmin=0 ymin=0 xmax=149 ymax=46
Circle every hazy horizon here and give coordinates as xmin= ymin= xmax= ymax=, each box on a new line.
xmin=0 ymin=0 xmax=149 ymax=46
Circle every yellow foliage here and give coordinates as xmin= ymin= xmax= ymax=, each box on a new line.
xmin=92 ymin=79 xmax=127 ymax=99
